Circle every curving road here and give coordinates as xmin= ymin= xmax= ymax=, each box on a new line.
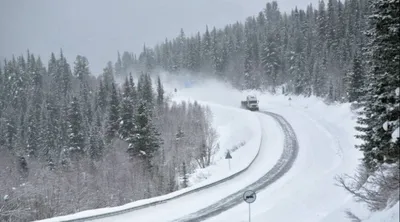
xmin=53 ymin=110 xmax=299 ymax=222
xmin=171 ymin=111 xmax=299 ymax=222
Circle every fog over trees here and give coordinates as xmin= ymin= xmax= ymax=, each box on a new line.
xmin=0 ymin=0 xmax=398 ymax=221
xmin=0 ymin=51 xmax=219 ymax=221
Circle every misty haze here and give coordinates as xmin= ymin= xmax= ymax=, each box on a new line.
xmin=0 ymin=0 xmax=398 ymax=222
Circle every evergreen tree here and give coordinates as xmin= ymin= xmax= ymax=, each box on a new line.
xmin=88 ymin=113 xmax=104 ymax=160
xmin=26 ymin=107 xmax=40 ymax=158
xmin=129 ymin=100 xmax=161 ymax=168
xmin=129 ymin=73 xmax=137 ymax=103
xmin=58 ymin=50 xmax=72 ymax=98
xmin=348 ymin=52 xmax=364 ymax=102
xmin=105 ymin=83 xmax=119 ymax=143
xmin=66 ymin=96 xmax=85 ymax=161
xmin=140 ymin=73 xmax=154 ymax=108
xmin=156 ymin=75 xmax=164 ymax=106
xmin=356 ymin=0 xmax=400 ymax=170
xmin=103 ymin=61 xmax=115 ymax=93
xmin=119 ymin=77 xmax=135 ymax=140
xmin=96 ymin=79 xmax=107 ymax=112
xmin=261 ymin=34 xmax=281 ymax=91
xmin=73 ymin=55 xmax=90 ymax=82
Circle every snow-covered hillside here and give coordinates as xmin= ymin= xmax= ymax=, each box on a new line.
xmin=161 ymin=75 xmax=398 ymax=222
xmin=35 ymin=86 xmax=263 ymax=222
xmin=37 ymin=75 xmax=398 ymax=222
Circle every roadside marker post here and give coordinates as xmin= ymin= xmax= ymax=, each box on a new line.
xmin=225 ymin=150 xmax=232 ymax=171
xmin=243 ymin=190 xmax=256 ymax=222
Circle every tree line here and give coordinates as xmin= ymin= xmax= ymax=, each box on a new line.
xmin=111 ymin=0 xmax=399 ymax=216
xmin=113 ymin=0 xmax=370 ymax=103
xmin=0 ymin=52 xmax=219 ymax=221
xmin=111 ymin=0 xmax=399 ymax=218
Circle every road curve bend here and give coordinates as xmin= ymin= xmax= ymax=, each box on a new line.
xmin=171 ymin=111 xmax=299 ymax=222
xmin=48 ymin=110 xmax=298 ymax=222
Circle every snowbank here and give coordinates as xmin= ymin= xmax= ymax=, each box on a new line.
xmin=162 ymin=77 xmax=397 ymax=222
xmin=36 ymin=79 xmax=262 ymax=222
xmin=364 ymin=202 xmax=400 ymax=222
xmin=183 ymin=102 xmax=261 ymax=186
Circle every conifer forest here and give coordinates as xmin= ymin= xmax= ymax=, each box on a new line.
xmin=0 ymin=0 xmax=399 ymax=221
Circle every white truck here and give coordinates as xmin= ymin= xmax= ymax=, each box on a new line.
xmin=241 ymin=95 xmax=259 ymax=111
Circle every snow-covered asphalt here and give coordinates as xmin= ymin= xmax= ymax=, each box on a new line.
xmin=171 ymin=111 xmax=299 ymax=222
xmin=91 ymin=110 xmax=293 ymax=222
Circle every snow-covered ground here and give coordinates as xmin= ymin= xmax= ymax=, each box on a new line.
xmin=37 ymin=75 xmax=399 ymax=222
xmin=169 ymin=97 xmax=262 ymax=187
xmin=35 ymin=82 xmax=263 ymax=222
xmin=94 ymin=112 xmax=282 ymax=222
xmin=164 ymin=76 xmax=398 ymax=222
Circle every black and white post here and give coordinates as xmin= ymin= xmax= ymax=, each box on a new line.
xmin=243 ymin=190 xmax=256 ymax=222
xmin=225 ymin=150 xmax=232 ymax=171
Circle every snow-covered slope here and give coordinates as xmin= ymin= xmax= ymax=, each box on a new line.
xmin=35 ymin=90 xmax=263 ymax=222
xmin=38 ymin=75 xmax=398 ymax=222
xmin=95 ymin=112 xmax=283 ymax=222
xmin=164 ymin=76 xmax=398 ymax=222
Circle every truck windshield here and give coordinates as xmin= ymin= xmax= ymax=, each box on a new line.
xmin=249 ymin=100 xmax=257 ymax=104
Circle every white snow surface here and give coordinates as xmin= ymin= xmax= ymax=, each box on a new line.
xmin=35 ymin=82 xmax=262 ymax=222
xmin=37 ymin=75 xmax=399 ymax=222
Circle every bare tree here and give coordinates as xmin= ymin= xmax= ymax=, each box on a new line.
xmin=336 ymin=162 xmax=400 ymax=212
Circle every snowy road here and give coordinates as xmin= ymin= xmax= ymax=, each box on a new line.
xmin=58 ymin=110 xmax=298 ymax=222
xmin=89 ymin=111 xmax=297 ymax=222
xmin=171 ymin=111 xmax=298 ymax=222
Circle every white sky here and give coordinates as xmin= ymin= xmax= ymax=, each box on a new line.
xmin=0 ymin=0 xmax=317 ymax=74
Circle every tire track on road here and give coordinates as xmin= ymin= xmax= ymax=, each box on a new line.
xmin=171 ymin=111 xmax=299 ymax=222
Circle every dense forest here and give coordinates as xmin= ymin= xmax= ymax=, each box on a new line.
xmin=112 ymin=0 xmax=399 ymax=217
xmin=0 ymin=52 xmax=219 ymax=221
xmin=336 ymin=0 xmax=399 ymax=217
xmin=113 ymin=0 xmax=370 ymax=103
xmin=0 ymin=0 xmax=398 ymax=221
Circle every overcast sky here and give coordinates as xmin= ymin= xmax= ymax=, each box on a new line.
xmin=0 ymin=0 xmax=317 ymax=74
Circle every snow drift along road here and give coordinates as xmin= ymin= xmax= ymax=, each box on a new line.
xmin=35 ymin=101 xmax=263 ymax=222
xmin=171 ymin=111 xmax=298 ymax=222
xmin=92 ymin=110 xmax=295 ymax=222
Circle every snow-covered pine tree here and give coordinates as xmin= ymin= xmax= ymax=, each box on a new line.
xmin=129 ymin=73 xmax=137 ymax=102
xmin=57 ymin=50 xmax=72 ymax=98
xmin=356 ymin=0 xmax=400 ymax=170
xmin=119 ymin=77 xmax=135 ymax=140
xmin=96 ymin=79 xmax=107 ymax=112
xmin=347 ymin=52 xmax=364 ymax=102
xmin=130 ymin=99 xmax=161 ymax=168
xmin=141 ymin=73 xmax=154 ymax=108
xmin=261 ymin=34 xmax=280 ymax=92
xmin=202 ymin=26 xmax=213 ymax=72
xmin=178 ymin=28 xmax=187 ymax=70
xmin=88 ymin=112 xmax=104 ymax=161
xmin=105 ymin=82 xmax=119 ymax=143
xmin=102 ymin=61 xmax=115 ymax=93
xmin=66 ymin=96 xmax=85 ymax=161
xmin=73 ymin=55 xmax=90 ymax=83
xmin=156 ymin=75 xmax=164 ymax=106
xmin=26 ymin=105 xmax=40 ymax=158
